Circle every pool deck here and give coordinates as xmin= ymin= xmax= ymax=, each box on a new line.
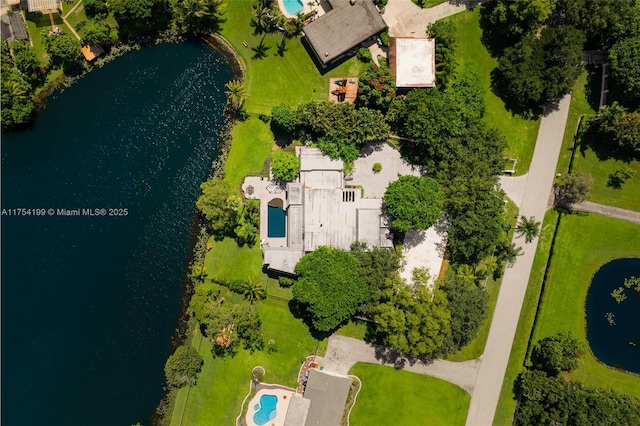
xmin=245 ymin=385 xmax=298 ymax=426
xmin=278 ymin=0 xmax=327 ymax=19
xmin=242 ymin=176 xmax=288 ymax=248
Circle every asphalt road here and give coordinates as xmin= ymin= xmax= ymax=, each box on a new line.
xmin=465 ymin=95 xmax=572 ymax=425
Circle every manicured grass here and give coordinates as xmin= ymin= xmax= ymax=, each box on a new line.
xmin=336 ymin=319 xmax=368 ymax=340
xmin=64 ymin=4 xmax=88 ymax=30
xmin=24 ymin=11 xmax=63 ymax=63
xmin=532 ymin=214 xmax=640 ymax=396
xmin=203 ymin=237 xmax=267 ymax=285
xmin=219 ymin=0 xmax=364 ymax=116
xmin=171 ymin=297 xmax=325 ymax=426
xmin=493 ymin=209 xmax=559 ymax=426
xmin=412 ymin=0 xmax=449 ymax=8
xmin=574 ymin=145 xmax=640 ymax=212
xmin=223 ymin=117 xmax=275 ymax=189
xmin=444 ymin=10 xmax=540 ymax=175
xmin=349 ymin=363 xmax=470 ymax=426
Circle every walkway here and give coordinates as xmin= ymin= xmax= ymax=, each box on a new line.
xmin=322 ymin=335 xmax=481 ymax=394
xmin=571 ymin=201 xmax=640 ymax=225
xmin=465 ymin=95 xmax=572 ymax=426
xmin=383 ymin=0 xmax=492 ymax=37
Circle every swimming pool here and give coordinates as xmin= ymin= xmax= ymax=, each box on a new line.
xmin=268 ymin=205 xmax=286 ymax=238
xmin=283 ymin=0 xmax=303 ymax=15
xmin=253 ymin=394 xmax=278 ymax=425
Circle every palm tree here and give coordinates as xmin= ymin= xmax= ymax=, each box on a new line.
xmin=456 ymin=264 xmax=477 ymax=284
xmin=516 ymin=215 xmax=541 ymax=243
xmin=242 ymin=278 xmax=265 ymax=303
xmin=251 ymin=36 xmax=271 ymax=60
xmin=225 ymin=79 xmax=248 ymax=109
xmin=175 ymin=0 xmax=226 ymax=34
xmin=5 ymin=80 xmax=28 ymax=100
xmin=475 ymin=256 xmax=499 ymax=281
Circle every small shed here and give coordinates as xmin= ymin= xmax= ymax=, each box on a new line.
xmin=389 ymin=37 xmax=436 ymax=88
xmin=81 ymin=44 xmax=104 ymax=62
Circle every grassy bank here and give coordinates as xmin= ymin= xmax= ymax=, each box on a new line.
xmin=443 ymin=9 xmax=540 ymax=175
xmin=349 ymin=363 xmax=469 ymax=426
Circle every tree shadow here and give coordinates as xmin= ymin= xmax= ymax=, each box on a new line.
xmin=288 ymin=299 xmax=334 ymax=340
xmin=489 ymin=67 xmax=544 ymax=118
xmin=585 ymin=64 xmax=603 ymax=112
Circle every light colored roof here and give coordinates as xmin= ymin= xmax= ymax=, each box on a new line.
xmin=81 ymin=45 xmax=104 ymax=61
xmin=302 ymin=0 xmax=387 ymax=66
xmin=287 ymin=204 xmax=304 ymax=250
xmin=390 ymin=37 xmax=436 ymax=88
xmin=287 ymin=182 xmax=303 ymax=206
xmin=303 ymin=369 xmax=351 ymax=426
xmin=263 ymin=247 xmax=303 ymax=275
xmin=283 ymin=395 xmax=311 ymax=426
xmin=26 ymin=0 xmax=59 ymax=12
xmin=303 ymin=188 xmax=359 ymax=252
xmin=300 ymin=148 xmax=343 ymax=172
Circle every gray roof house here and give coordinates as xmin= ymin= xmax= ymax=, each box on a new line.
xmin=302 ymin=0 xmax=387 ymax=67
xmin=1 ymin=13 xmax=28 ymax=42
xmin=283 ymin=369 xmax=352 ymax=426
xmin=262 ymin=147 xmax=393 ymax=275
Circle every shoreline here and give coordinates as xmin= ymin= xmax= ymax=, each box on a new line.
xmin=152 ymin=33 xmax=246 ymax=426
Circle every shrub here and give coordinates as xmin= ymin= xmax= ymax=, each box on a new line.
xmin=380 ymin=31 xmax=389 ymax=47
xmin=271 ymin=150 xmax=300 ymax=182
xmin=357 ymin=47 xmax=372 ymax=63
xmin=164 ymin=345 xmax=203 ymax=388
xmin=278 ymin=276 xmax=295 ymax=288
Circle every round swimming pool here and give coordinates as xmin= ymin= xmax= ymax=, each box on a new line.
xmin=283 ymin=0 xmax=303 ymax=15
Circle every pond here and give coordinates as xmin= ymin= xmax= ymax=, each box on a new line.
xmin=1 ymin=40 xmax=232 ymax=425
xmin=585 ymin=258 xmax=640 ymax=374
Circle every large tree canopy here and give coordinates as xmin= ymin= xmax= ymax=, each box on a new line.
xmin=270 ymin=150 xmax=300 ymax=182
xmin=609 ymin=36 xmax=640 ymax=109
xmin=174 ymin=0 xmax=226 ymax=34
xmin=373 ymin=275 xmax=451 ymax=357
xmin=293 ymin=246 xmax=368 ymax=332
xmin=164 ymin=345 xmax=203 ymax=388
xmin=196 ymin=178 xmax=241 ymax=236
xmin=42 ymin=32 xmax=82 ymax=70
xmin=530 ymin=332 xmax=583 ymax=375
xmin=384 ymin=175 xmax=444 ymax=233
xmin=441 ymin=275 xmax=488 ymax=352
xmin=489 ymin=0 xmax=557 ymax=39
xmin=110 ymin=0 xmax=172 ymax=33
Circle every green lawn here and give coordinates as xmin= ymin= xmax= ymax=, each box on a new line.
xmin=349 ymin=363 xmax=469 ymax=426
xmin=493 ymin=209 xmax=559 ymax=426
xmin=532 ymin=214 xmax=640 ymax=396
xmin=64 ymin=4 xmax=88 ymax=30
xmin=223 ymin=117 xmax=275 ymax=189
xmin=24 ymin=11 xmax=63 ymax=63
xmin=412 ymin=0 xmax=449 ymax=8
xmin=219 ymin=0 xmax=364 ymax=116
xmin=203 ymin=237 xmax=267 ymax=285
xmin=171 ymin=297 xmax=325 ymax=426
xmin=444 ymin=10 xmax=540 ymax=175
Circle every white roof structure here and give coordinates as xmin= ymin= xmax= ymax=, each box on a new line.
xmin=390 ymin=37 xmax=436 ymax=88
xmin=26 ymin=0 xmax=60 ymax=13
xmin=260 ymin=147 xmax=393 ymax=275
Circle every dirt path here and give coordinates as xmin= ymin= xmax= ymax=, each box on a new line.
xmin=322 ymin=335 xmax=481 ymax=394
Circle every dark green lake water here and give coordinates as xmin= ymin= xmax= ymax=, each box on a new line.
xmin=585 ymin=258 xmax=640 ymax=374
xmin=1 ymin=40 xmax=232 ymax=425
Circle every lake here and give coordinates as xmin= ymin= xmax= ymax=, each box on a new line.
xmin=585 ymin=258 xmax=640 ymax=374
xmin=1 ymin=40 xmax=232 ymax=425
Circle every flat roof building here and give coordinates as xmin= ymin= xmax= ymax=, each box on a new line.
xmin=26 ymin=0 xmax=60 ymax=13
xmin=389 ymin=37 xmax=436 ymax=88
xmin=302 ymin=0 xmax=386 ymax=67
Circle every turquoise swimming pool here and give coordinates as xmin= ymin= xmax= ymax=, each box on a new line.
xmin=268 ymin=205 xmax=286 ymax=238
xmin=283 ymin=0 xmax=303 ymax=15
xmin=253 ymin=394 xmax=278 ymax=425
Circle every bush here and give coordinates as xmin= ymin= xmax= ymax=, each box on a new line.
xmin=380 ymin=31 xmax=389 ymax=47
xmin=271 ymin=103 xmax=299 ymax=133
xmin=384 ymin=175 xmax=444 ymax=232
xmin=271 ymin=150 xmax=300 ymax=182
xmin=372 ymin=162 xmax=382 ymax=173
xmin=278 ymin=276 xmax=295 ymax=288
xmin=164 ymin=345 xmax=203 ymax=388
xmin=530 ymin=332 xmax=583 ymax=375
xmin=357 ymin=47 xmax=372 ymax=63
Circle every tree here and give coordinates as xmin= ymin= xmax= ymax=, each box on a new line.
xmin=164 ymin=345 xmax=203 ymax=388
xmin=292 ymin=246 xmax=368 ymax=332
xmin=10 ymin=42 xmax=41 ymax=82
xmin=495 ymin=27 xmax=585 ymax=112
xmin=43 ymin=32 xmax=82 ymax=70
xmin=489 ymin=0 xmax=557 ymax=39
xmin=350 ymin=243 xmax=401 ymax=315
xmin=195 ymin=178 xmax=241 ymax=237
xmin=384 ymin=175 xmax=444 ymax=232
xmin=224 ymin=79 xmax=247 ymax=110
xmin=110 ymin=0 xmax=172 ymax=34
xmin=516 ymin=215 xmax=541 ymax=243
xmin=241 ymin=278 xmax=265 ymax=303
xmin=79 ymin=20 xmax=111 ymax=46
xmin=593 ymin=103 xmax=640 ymax=156
xmin=271 ymin=103 xmax=299 ymax=133
xmin=531 ymin=332 xmax=582 ymax=375
xmin=556 ymin=0 xmax=635 ymax=45
xmin=609 ymin=36 xmax=640 ymax=109
xmin=427 ymin=20 xmax=457 ymax=88
xmin=441 ymin=274 xmax=488 ymax=352
xmin=83 ymin=0 xmax=108 ymax=18
xmin=174 ymin=0 xmax=226 ymax=34
xmin=1 ymin=68 xmax=34 ymax=131
xmin=373 ymin=275 xmax=451 ymax=357
xmin=357 ymin=62 xmax=396 ymax=111
xmin=556 ymin=172 xmax=593 ymax=204
xmin=270 ymin=150 xmax=300 ymax=181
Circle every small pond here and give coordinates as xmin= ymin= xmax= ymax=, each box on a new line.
xmin=585 ymin=258 xmax=640 ymax=374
